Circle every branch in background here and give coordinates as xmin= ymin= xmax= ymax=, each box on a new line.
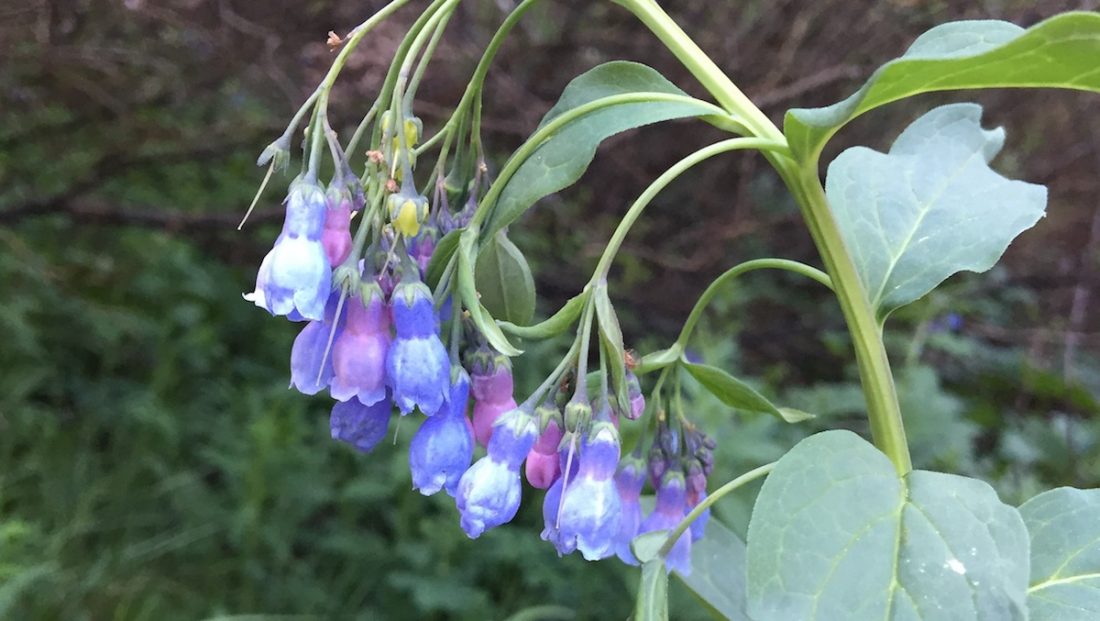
xmin=0 ymin=198 xmax=283 ymax=231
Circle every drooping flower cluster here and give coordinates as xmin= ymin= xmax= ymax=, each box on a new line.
xmin=241 ymin=17 xmax=720 ymax=574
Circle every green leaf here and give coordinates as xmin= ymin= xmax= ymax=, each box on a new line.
xmin=825 ymin=103 xmax=1046 ymax=321
xmin=483 ymin=61 xmax=717 ymax=237
xmin=475 ymin=231 xmax=536 ymax=326
xmin=633 ymin=345 xmax=682 ymax=375
xmin=425 ymin=230 xmax=460 ymax=289
xmin=786 ymin=12 xmax=1100 ymax=161
xmin=594 ymin=285 xmax=630 ymax=411
xmin=746 ymin=430 xmax=1030 ymax=621
xmin=456 ymin=229 xmax=521 ymax=356
xmin=675 ymin=519 xmax=752 ymax=621
xmin=1020 ymin=487 xmax=1100 ymax=620
xmin=683 ymin=361 xmax=814 ymax=424
xmin=498 ymin=293 xmax=587 ymax=340
xmin=633 ymin=530 xmax=670 ymax=621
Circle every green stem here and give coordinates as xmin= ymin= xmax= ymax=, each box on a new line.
xmin=614 ymin=0 xmax=911 ymax=474
xmin=591 ymin=137 xmax=787 ymax=280
xmin=404 ymin=3 xmax=453 ymax=107
xmin=785 ymin=166 xmax=911 ymax=473
xmin=675 ymin=259 xmax=832 ymax=350
xmin=472 ymin=92 xmax=728 ymax=232
xmin=613 ymin=0 xmax=781 ymax=142
xmin=657 ymin=462 xmax=775 ymax=558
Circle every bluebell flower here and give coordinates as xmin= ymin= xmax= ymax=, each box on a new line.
xmin=385 ymin=280 xmax=449 ymax=415
xmin=410 ymin=371 xmax=474 ymax=497
xmin=289 ymin=292 xmax=344 ymax=395
xmin=540 ymin=473 xmax=568 ymax=551
xmin=246 ymin=179 xmax=332 ymax=321
xmin=614 ymin=456 xmax=646 ymax=565
xmin=553 ymin=423 xmax=622 ymax=560
xmin=455 ymin=408 xmax=538 ymax=538
xmin=640 ymin=470 xmax=691 ymax=575
xmin=486 ymin=407 xmax=539 ymax=467
xmin=330 ymin=397 xmax=392 ymax=453
xmin=331 ymin=284 xmax=391 ymax=406
xmin=455 ymin=456 xmax=521 ymax=538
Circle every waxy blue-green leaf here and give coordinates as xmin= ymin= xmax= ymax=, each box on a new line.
xmin=826 ymin=104 xmax=1046 ymax=322
xmin=747 ymin=430 xmax=1029 ymax=621
xmin=483 ymin=61 xmax=718 ymax=237
xmin=786 ymin=12 xmax=1100 ymax=161
xmin=675 ymin=519 xmax=752 ymax=621
xmin=683 ymin=361 xmax=813 ymax=424
xmin=1021 ymin=487 xmax=1100 ymax=620
xmin=475 ymin=231 xmax=536 ymax=326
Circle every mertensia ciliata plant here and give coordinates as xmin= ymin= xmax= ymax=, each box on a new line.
xmin=238 ymin=1 xmax=1100 ymax=618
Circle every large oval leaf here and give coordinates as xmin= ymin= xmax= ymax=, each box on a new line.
xmin=786 ymin=12 xmax=1100 ymax=162
xmin=825 ymin=104 xmax=1046 ymax=321
xmin=747 ymin=430 xmax=1029 ymax=621
xmin=676 ymin=519 xmax=752 ymax=621
xmin=1021 ymin=487 xmax=1100 ymax=620
xmin=482 ymin=61 xmax=717 ymax=237
xmin=475 ymin=231 xmax=536 ymax=326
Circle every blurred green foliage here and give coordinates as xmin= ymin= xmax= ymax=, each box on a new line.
xmin=2 ymin=1 xmax=1098 ymax=618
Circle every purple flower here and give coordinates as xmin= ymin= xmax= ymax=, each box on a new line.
xmin=552 ymin=424 xmax=622 ymax=560
xmin=330 ymin=397 xmax=392 ymax=453
xmin=409 ymin=223 xmax=438 ymax=274
xmin=289 ymin=292 xmax=344 ymax=395
xmin=524 ymin=449 xmax=560 ymax=489
xmin=471 ymin=362 xmax=517 ymax=447
xmin=455 ymin=408 xmax=538 ymax=538
xmin=685 ymin=463 xmax=710 ymax=542
xmin=614 ymin=456 xmax=646 ymax=565
xmin=640 ymin=470 xmax=691 ymax=575
xmin=625 ymin=370 xmax=645 ymax=420
xmin=322 ymin=185 xmax=353 ymax=266
xmin=330 ymin=285 xmax=390 ymax=406
xmin=525 ymin=418 xmax=564 ymax=489
xmin=245 ymin=179 xmax=332 ymax=321
xmin=410 ymin=372 xmax=474 ymax=497
xmin=385 ymin=281 xmax=449 ymax=416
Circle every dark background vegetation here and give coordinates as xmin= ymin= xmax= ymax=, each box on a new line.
xmin=2 ymin=0 xmax=1099 ymax=618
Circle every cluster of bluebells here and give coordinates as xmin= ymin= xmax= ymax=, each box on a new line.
xmin=244 ymin=78 xmax=716 ymax=576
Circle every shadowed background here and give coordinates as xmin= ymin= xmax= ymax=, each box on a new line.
xmin=2 ymin=1 xmax=1099 ymax=619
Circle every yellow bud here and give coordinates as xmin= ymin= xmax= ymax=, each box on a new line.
xmin=393 ymin=199 xmax=421 ymax=237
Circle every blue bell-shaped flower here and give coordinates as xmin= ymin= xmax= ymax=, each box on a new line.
xmin=409 ymin=371 xmax=474 ymax=497
xmin=245 ymin=178 xmax=332 ymax=321
xmin=330 ymin=396 xmax=392 ymax=453
xmin=385 ymin=280 xmax=449 ymax=415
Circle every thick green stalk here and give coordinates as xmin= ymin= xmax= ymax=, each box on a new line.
xmin=614 ymin=0 xmax=911 ymax=474
xmin=614 ymin=0 xmax=781 ymax=142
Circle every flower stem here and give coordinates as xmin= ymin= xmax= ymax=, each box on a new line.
xmin=591 ymin=137 xmax=787 ymax=281
xmin=674 ymin=259 xmax=832 ymax=351
xmin=657 ymin=462 xmax=775 ymax=558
